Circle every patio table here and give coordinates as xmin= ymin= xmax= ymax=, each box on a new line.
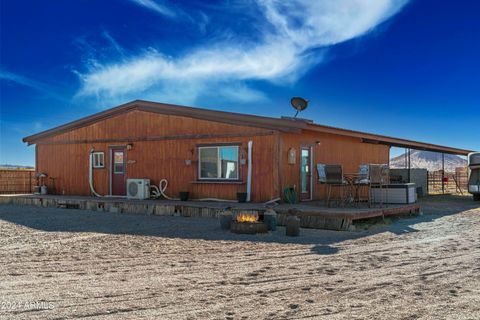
xmin=343 ymin=173 xmax=363 ymax=207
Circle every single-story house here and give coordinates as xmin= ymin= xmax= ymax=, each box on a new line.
xmin=23 ymin=100 xmax=472 ymax=202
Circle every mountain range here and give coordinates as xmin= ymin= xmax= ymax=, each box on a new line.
xmin=0 ymin=164 xmax=34 ymax=170
xmin=390 ymin=150 xmax=467 ymax=172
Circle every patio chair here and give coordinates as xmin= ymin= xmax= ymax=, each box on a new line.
xmin=354 ymin=164 xmax=390 ymax=207
xmin=324 ymin=164 xmax=347 ymax=207
xmin=368 ymin=164 xmax=390 ymax=207
xmin=353 ymin=164 xmax=369 ymax=205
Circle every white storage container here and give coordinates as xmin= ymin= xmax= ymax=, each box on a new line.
xmin=371 ymin=183 xmax=416 ymax=204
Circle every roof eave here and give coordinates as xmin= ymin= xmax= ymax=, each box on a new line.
xmin=361 ymin=138 xmax=473 ymax=156
xmin=23 ymin=100 xmax=140 ymax=145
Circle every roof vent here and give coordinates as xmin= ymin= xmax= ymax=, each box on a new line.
xmin=281 ymin=116 xmax=313 ymax=123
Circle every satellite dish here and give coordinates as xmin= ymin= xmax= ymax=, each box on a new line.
xmin=290 ymin=97 xmax=308 ymax=117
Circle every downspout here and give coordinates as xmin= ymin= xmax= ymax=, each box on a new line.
xmin=247 ymin=140 xmax=253 ymax=202
xmin=89 ymin=148 xmax=102 ymax=197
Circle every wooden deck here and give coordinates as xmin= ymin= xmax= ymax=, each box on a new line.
xmin=0 ymin=194 xmax=420 ymax=231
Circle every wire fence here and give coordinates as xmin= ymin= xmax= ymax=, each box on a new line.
xmin=427 ymin=167 xmax=468 ymax=195
xmin=0 ymin=169 xmax=35 ymax=194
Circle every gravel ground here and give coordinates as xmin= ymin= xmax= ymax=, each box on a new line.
xmin=0 ymin=196 xmax=479 ymax=319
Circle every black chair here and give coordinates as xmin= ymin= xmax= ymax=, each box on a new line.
xmin=324 ymin=165 xmax=347 ymax=207
xmin=354 ymin=164 xmax=389 ymax=207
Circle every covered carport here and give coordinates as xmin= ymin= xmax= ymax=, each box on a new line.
xmin=304 ymin=121 xmax=475 ymax=197
xmin=361 ymin=136 xmax=474 ymax=195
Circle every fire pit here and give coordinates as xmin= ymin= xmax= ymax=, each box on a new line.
xmin=230 ymin=212 xmax=268 ymax=234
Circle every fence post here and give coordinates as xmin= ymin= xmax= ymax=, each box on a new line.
xmin=427 ymin=170 xmax=430 ymax=196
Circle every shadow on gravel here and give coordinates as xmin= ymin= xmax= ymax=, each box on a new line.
xmin=310 ymin=245 xmax=340 ymax=255
xmin=0 ymin=195 xmax=478 ymax=254
xmin=368 ymin=195 xmax=480 ymax=236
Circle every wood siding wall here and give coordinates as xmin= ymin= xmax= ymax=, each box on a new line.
xmin=36 ymin=111 xmax=279 ymax=202
xmin=279 ymin=130 xmax=390 ymax=201
xmin=35 ymin=109 xmax=389 ymax=202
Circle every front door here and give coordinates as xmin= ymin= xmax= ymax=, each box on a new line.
xmin=300 ymin=147 xmax=312 ymax=200
xmin=111 ymin=149 xmax=126 ymax=196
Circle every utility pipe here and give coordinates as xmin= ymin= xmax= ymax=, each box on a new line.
xmin=247 ymin=140 xmax=253 ymax=202
xmin=264 ymin=197 xmax=281 ymax=207
xmin=153 ymin=179 xmax=179 ymax=200
xmin=89 ymin=149 xmax=102 ymax=197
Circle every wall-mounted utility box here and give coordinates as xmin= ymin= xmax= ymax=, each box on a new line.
xmin=288 ymin=148 xmax=296 ymax=165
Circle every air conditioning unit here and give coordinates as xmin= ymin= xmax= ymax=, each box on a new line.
xmin=126 ymin=179 xmax=150 ymax=200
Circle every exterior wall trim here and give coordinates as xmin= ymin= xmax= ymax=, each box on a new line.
xmin=36 ymin=131 xmax=275 ymax=145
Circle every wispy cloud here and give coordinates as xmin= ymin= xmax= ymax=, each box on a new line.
xmin=77 ymin=0 xmax=408 ymax=106
xmin=101 ymin=30 xmax=126 ymax=58
xmin=0 ymin=70 xmax=67 ymax=102
xmin=128 ymin=0 xmax=179 ymax=18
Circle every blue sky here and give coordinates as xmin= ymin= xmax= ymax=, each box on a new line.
xmin=1 ymin=0 xmax=479 ymax=166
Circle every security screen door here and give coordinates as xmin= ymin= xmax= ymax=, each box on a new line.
xmin=300 ymin=147 xmax=312 ymax=200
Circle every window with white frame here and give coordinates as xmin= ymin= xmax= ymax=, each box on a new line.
xmin=198 ymin=145 xmax=239 ymax=180
xmin=92 ymin=152 xmax=105 ymax=168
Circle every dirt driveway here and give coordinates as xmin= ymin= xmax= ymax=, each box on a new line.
xmin=0 ymin=196 xmax=479 ymax=319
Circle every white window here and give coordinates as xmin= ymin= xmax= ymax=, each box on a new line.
xmin=198 ymin=146 xmax=239 ymax=180
xmin=92 ymin=152 xmax=105 ymax=168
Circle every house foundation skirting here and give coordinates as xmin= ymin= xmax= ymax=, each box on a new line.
xmin=0 ymin=195 xmax=420 ymax=231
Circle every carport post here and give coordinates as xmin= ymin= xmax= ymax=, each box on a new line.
xmin=442 ymin=153 xmax=445 ymax=194
xmin=407 ymin=148 xmax=411 ymax=183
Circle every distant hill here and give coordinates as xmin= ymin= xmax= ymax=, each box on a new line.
xmin=0 ymin=164 xmax=34 ymax=170
xmin=390 ymin=150 xmax=467 ymax=172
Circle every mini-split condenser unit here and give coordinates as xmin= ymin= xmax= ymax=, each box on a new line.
xmin=126 ymin=179 xmax=150 ymax=200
